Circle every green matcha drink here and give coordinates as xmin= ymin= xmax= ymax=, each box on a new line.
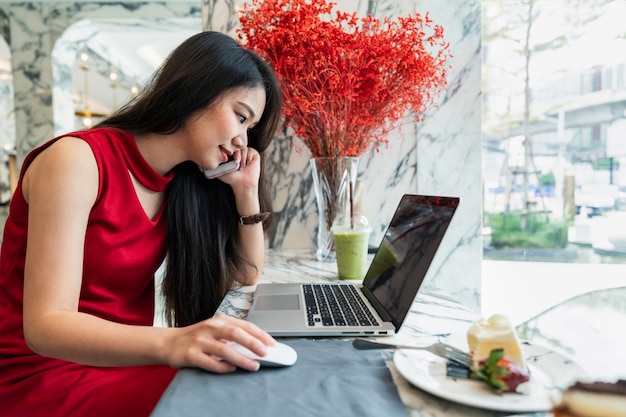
xmin=333 ymin=216 xmax=372 ymax=279
xmin=333 ymin=229 xmax=370 ymax=280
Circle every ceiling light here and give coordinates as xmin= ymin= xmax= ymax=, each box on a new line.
xmin=74 ymin=60 xmax=107 ymax=126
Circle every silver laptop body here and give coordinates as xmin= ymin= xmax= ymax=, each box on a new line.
xmin=245 ymin=194 xmax=460 ymax=337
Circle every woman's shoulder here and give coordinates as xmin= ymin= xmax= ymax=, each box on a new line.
xmin=28 ymin=136 xmax=97 ymax=178
xmin=21 ymin=135 xmax=99 ymax=206
xmin=23 ymin=134 xmax=95 ymax=174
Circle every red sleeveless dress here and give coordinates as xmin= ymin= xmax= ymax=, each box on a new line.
xmin=0 ymin=128 xmax=177 ymax=417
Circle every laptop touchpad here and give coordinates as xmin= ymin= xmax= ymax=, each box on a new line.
xmin=255 ymin=295 xmax=300 ymax=310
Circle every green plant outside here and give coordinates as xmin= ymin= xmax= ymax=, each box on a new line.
xmin=539 ymin=172 xmax=555 ymax=187
xmin=486 ymin=212 xmax=571 ymax=249
xmin=592 ymin=158 xmax=620 ymax=171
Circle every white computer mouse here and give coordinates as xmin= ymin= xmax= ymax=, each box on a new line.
xmin=229 ymin=341 xmax=297 ymax=367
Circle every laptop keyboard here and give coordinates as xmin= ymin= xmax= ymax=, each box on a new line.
xmin=303 ymin=284 xmax=380 ymax=327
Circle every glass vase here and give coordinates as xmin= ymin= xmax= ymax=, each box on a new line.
xmin=310 ymin=156 xmax=359 ymax=261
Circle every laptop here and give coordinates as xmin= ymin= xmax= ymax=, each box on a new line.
xmin=246 ymin=194 xmax=460 ymax=337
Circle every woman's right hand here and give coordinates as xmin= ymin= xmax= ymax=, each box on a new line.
xmin=162 ymin=314 xmax=276 ymax=373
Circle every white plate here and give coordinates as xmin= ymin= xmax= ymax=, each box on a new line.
xmin=393 ymin=342 xmax=587 ymax=412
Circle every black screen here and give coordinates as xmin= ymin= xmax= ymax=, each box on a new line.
xmin=362 ymin=194 xmax=459 ymax=331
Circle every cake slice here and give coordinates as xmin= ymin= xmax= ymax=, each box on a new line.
xmin=467 ymin=314 xmax=527 ymax=371
xmin=553 ymin=380 xmax=626 ymax=417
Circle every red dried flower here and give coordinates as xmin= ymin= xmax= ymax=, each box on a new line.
xmin=238 ymin=0 xmax=451 ymax=158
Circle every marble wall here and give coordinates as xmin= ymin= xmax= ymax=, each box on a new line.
xmin=0 ymin=10 xmax=16 ymax=202
xmin=0 ymin=0 xmax=482 ymax=312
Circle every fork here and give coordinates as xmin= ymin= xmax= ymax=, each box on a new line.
xmin=352 ymin=338 xmax=473 ymax=368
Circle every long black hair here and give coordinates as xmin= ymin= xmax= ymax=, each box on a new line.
xmin=96 ymin=31 xmax=282 ymax=327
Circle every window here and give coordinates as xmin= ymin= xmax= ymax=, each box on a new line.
xmin=482 ymin=0 xmax=626 ymax=265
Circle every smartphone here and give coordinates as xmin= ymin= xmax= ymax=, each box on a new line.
xmin=204 ymin=160 xmax=240 ymax=179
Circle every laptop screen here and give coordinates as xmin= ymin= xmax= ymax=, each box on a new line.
xmin=362 ymin=194 xmax=459 ymax=330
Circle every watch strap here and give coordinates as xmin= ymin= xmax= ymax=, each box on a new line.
xmin=239 ymin=211 xmax=271 ymax=225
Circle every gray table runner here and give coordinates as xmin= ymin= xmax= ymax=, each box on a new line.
xmin=151 ymin=338 xmax=407 ymax=417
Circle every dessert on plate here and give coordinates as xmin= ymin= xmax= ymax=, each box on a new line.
xmin=465 ymin=314 xmax=530 ymax=393
xmin=467 ymin=313 xmax=526 ymax=371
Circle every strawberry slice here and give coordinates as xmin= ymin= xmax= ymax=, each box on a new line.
xmin=473 ymin=348 xmax=530 ymax=393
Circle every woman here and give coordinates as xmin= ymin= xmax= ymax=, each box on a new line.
xmin=0 ymin=31 xmax=282 ymax=416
